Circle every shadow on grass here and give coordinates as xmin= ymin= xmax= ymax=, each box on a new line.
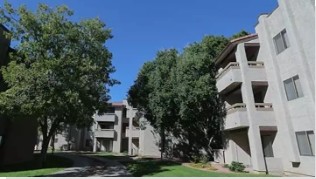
xmin=94 ymin=154 xmax=181 ymax=177
xmin=0 ymin=153 xmax=73 ymax=173
xmin=125 ymin=160 xmax=180 ymax=177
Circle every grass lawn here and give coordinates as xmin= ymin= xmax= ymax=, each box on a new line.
xmin=93 ymin=154 xmax=274 ymax=177
xmin=0 ymin=153 xmax=73 ymax=177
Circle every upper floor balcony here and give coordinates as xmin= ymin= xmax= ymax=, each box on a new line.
xmin=223 ymin=103 xmax=276 ymax=131
xmin=125 ymin=127 xmax=140 ymax=138
xmin=216 ymin=61 xmax=266 ymax=94
xmin=94 ymin=113 xmax=116 ymax=122
xmin=94 ymin=129 xmax=115 ymax=138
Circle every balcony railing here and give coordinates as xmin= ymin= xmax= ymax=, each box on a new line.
xmin=248 ymin=61 xmax=264 ymax=68
xmin=255 ymin=103 xmax=273 ymax=111
xmin=126 ymin=127 xmax=140 ymax=130
xmin=216 ymin=62 xmax=240 ymax=79
xmin=226 ymin=103 xmax=246 ymax=114
xmin=94 ymin=129 xmax=115 ymax=138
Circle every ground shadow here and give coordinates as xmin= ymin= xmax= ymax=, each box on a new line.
xmin=94 ymin=154 xmax=180 ymax=177
xmin=0 ymin=153 xmax=72 ymax=173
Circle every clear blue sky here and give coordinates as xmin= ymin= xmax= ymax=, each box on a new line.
xmin=5 ymin=0 xmax=277 ymax=102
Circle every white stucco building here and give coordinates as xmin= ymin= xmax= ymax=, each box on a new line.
xmin=214 ymin=0 xmax=315 ymax=176
xmin=92 ymin=100 xmax=160 ymax=157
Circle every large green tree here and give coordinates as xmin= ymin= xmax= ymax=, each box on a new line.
xmin=128 ymin=49 xmax=179 ymax=159
xmin=0 ymin=2 xmax=117 ymax=165
xmin=128 ymin=36 xmax=229 ymax=160
xmin=172 ymin=36 xmax=228 ymax=159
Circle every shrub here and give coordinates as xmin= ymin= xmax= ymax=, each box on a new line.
xmin=191 ymin=154 xmax=209 ymax=164
xmin=228 ymin=161 xmax=245 ymax=172
xmin=223 ymin=164 xmax=229 ymax=168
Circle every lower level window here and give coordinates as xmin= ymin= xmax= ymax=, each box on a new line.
xmin=262 ymin=135 xmax=274 ymax=157
xmin=296 ymin=131 xmax=314 ymax=156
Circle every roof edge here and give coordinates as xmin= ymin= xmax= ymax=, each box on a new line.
xmin=215 ymin=34 xmax=258 ymax=65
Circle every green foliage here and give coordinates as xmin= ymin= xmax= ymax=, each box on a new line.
xmin=228 ymin=161 xmax=246 ymax=172
xmin=191 ymin=154 xmax=209 ymax=164
xmin=230 ymin=30 xmax=250 ymax=40
xmin=0 ymin=1 xmax=118 ymax=163
xmin=128 ymin=35 xmax=229 ymax=159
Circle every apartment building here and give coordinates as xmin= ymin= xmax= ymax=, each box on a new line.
xmin=0 ymin=24 xmax=38 ymax=165
xmin=93 ymin=100 xmax=160 ymax=157
xmin=35 ymin=125 xmax=93 ymax=151
xmin=214 ymin=0 xmax=315 ymax=176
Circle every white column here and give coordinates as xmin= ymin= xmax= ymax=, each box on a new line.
xmin=236 ymin=43 xmax=266 ymax=171
xmin=128 ymin=116 xmax=133 ymax=155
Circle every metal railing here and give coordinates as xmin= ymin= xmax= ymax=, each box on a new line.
xmin=216 ymin=62 xmax=240 ymax=79
xmin=255 ymin=103 xmax=273 ymax=111
xmin=248 ymin=61 xmax=264 ymax=68
xmin=226 ymin=103 xmax=246 ymax=114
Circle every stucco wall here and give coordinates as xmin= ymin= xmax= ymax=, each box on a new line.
xmin=0 ymin=118 xmax=38 ymax=166
xmin=255 ymin=0 xmax=315 ymax=176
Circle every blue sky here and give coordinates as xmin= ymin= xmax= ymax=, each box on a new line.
xmin=5 ymin=0 xmax=277 ymax=102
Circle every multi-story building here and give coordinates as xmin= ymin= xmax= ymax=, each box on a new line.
xmin=35 ymin=125 xmax=93 ymax=151
xmin=0 ymin=24 xmax=38 ymax=166
xmin=92 ymin=100 xmax=160 ymax=157
xmin=214 ymin=0 xmax=314 ymax=176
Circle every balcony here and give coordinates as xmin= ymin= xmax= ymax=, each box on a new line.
xmin=94 ymin=129 xmax=115 ymax=138
xmin=223 ymin=103 xmax=276 ymax=131
xmin=247 ymin=62 xmax=267 ymax=82
xmin=254 ymin=103 xmax=277 ymax=129
xmin=216 ymin=62 xmax=242 ymax=94
xmin=94 ymin=113 xmax=116 ymax=122
xmin=224 ymin=103 xmax=249 ymax=130
xmin=125 ymin=127 xmax=140 ymax=138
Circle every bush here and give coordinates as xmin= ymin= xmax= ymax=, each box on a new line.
xmin=191 ymin=154 xmax=209 ymax=164
xmin=228 ymin=161 xmax=245 ymax=172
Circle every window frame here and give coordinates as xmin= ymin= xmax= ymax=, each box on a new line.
xmin=273 ymin=29 xmax=290 ymax=54
xmin=295 ymin=131 xmax=315 ymax=156
xmin=283 ymin=75 xmax=303 ymax=101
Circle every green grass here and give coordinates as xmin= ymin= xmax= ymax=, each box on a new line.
xmin=92 ymin=154 xmax=274 ymax=177
xmin=0 ymin=153 xmax=73 ymax=177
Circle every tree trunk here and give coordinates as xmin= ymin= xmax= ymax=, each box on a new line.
xmin=39 ymin=119 xmax=58 ymax=167
xmin=40 ymin=135 xmax=50 ymax=167
xmin=160 ymin=127 xmax=165 ymax=160
xmin=51 ymin=134 xmax=55 ymax=154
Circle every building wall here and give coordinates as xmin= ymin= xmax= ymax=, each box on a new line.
xmin=124 ymin=100 xmax=160 ymax=157
xmin=113 ymin=108 xmax=123 ymax=153
xmin=35 ymin=125 xmax=92 ymax=151
xmin=139 ymin=118 xmax=160 ymax=157
xmin=254 ymin=0 xmax=315 ymax=176
xmin=0 ymin=119 xmax=38 ymax=166
xmin=0 ymin=25 xmax=38 ymax=166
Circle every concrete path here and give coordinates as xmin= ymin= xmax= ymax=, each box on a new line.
xmin=46 ymin=152 xmax=131 ymax=177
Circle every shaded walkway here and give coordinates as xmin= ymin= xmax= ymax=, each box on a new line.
xmin=45 ymin=152 xmax=131 ymax=177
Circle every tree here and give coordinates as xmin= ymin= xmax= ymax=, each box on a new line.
xmin=128 ymin=49 xmax=179 ymax=159
xmin=0 ymin=2 xmax=118 ymax=166
xmin=230 ymin=30 xmax=250 ymax=40
xmin=172 ymin=36 xmax=228 ymax=159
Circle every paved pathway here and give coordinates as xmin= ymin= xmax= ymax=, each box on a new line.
xmin=46 ymin=152 xmax=131 ymax=177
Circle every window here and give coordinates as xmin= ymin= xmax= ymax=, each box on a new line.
xmin=274 ymin=29 xmax=290 ymax=54
xmin=296 ymin=131 xmax=314 ymax=156
xmin=261 ymin=135 xmax=274 ymax=157
xmin=283 ymin=75 xmax=303 ymax=101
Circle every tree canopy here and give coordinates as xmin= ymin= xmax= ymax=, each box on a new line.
xmin=0 ymin=2 xmax=118 ymax=165
xmin=128 ymin=30 xmax=248 ymax=160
